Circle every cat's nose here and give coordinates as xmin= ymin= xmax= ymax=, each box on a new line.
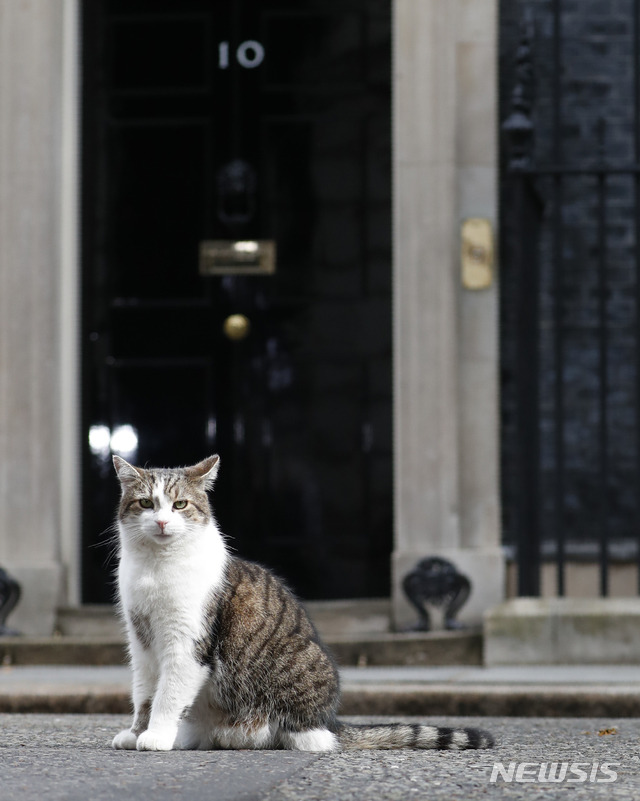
xmin=157 ymin=520 xmax=168 ymax=532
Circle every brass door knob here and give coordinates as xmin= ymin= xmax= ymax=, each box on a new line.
xmin=223 ymin=314 xmax=251 ymax=341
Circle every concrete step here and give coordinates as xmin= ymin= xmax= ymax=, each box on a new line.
xmin=0 ymin=629 xmax=482 ymax=668
xmin=55 ymin=599 xmax=395 ymax=640
xmin=35 ymin=599 xmax=483 ymax=668
xmin=2 ymin=665 xmax=640 ymax=717
xmin=0 ymin=637 xmax=127 ymax=667
xmin=484 ymin=597 xmax=640 ymax=665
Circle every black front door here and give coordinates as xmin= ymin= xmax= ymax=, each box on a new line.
xmin=81 ymin=0 xmax=392 ymax=603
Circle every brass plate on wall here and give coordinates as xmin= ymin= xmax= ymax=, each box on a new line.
xmin=461 ymin=218 xmax=494 ymax=290
xmin=199 ymin=240 xmax=276 ymax=275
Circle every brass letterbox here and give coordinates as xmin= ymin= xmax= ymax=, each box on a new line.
xmin=199 ymin=240 xmax=276 ymax=276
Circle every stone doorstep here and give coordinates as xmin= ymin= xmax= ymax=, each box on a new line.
xmin=484 ymin=597 xmax=640 ymax=666
xmin=55 ymin=599 xmax=395 ymax=640
xmin=328 ymin=631 xmax=483 ymax=667
xmin=55 ymin=606 xmax=123 ymax=639
xmin=56 ymin=598 xmax=468 ymax=641
xmin=45 ymin=600 xmax=483 ymax=668
xmin=0 ymin=638 xmax=127 ymax=668
xmin=0 ymin=630 xmax=483 ymax=668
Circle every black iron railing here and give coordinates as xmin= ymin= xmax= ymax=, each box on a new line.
xmin=501 ymin=0 xmax=640 ymax=596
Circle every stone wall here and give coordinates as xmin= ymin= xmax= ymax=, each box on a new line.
xmin=0 ymin=0 xmax=79 ymax=634
xmin=393 ymin=0 xmax=503 ymax=628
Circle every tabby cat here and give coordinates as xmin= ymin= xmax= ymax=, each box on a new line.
xmin=111 ymin=455 xmax=494 ymax=752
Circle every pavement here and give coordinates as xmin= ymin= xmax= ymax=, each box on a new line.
xmin=4 ymin=611 xmax=640 ymax=798
xmin=3 ymin=662 xmax=640 ymax=798
xmin=3 ymin=663 xmax=640 ymax=717
xmin=2 ymin=712 xmax=640 ymax=800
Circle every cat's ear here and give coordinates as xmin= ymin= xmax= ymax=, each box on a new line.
xmin=113 ymin=455 xmax=142 ymax=484
xmin=185 ymin=455 xmax=220 ymax=489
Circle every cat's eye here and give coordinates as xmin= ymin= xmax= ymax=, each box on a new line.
xmin=173 ymin=500 xmax=188 ymax=510
xmin=138 ymin=498 xmax=154 ymax=509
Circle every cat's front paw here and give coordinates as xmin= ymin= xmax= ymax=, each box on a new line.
xmin=112 ymin=729 xmax=138 ymax=750
xmin=136 ymin=728 xmax=176 ymax=751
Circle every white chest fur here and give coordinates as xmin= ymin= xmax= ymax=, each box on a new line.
xmin=117 ymin=521 xmax=227 ymax=645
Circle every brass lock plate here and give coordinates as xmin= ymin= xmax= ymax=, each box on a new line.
xmin=199 ymin=240 xmax=276 ymax=276
xmin=461 ymin=218 xmax=494 ymax=290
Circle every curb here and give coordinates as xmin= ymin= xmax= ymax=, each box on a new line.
xmin=339 ymin=685 xmax=640 ymax=717
xmin=1 ymin=686 xmax=639 ymax=717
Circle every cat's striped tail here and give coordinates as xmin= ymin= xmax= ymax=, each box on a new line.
xmin=335 ymin=722 xmax=494 ymax=750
